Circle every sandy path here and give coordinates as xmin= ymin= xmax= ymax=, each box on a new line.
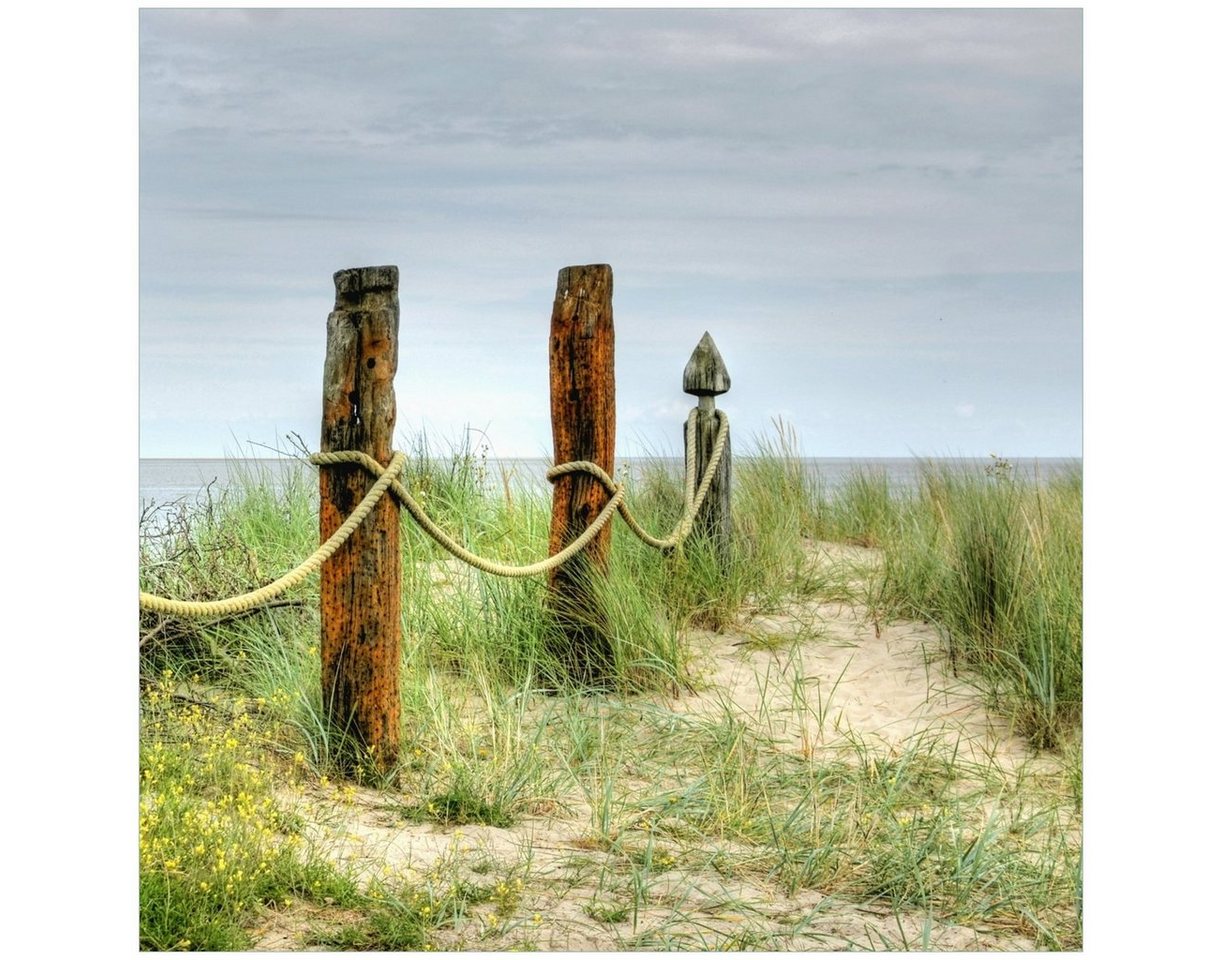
xmin=676 ymin=603 xmax=1042 ymax=773
xmin=252 ymin=543 xmax=1051 ymax=950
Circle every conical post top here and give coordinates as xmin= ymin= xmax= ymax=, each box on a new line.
xmin=683 ymin=331 xmax=730 ymax=396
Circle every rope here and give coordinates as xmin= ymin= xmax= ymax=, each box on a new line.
xmin=311 ymin=448 xmax=626 ymax=578
xmin=139 ymin=452 xmax=407 ymax=617
xmin=139 ymin=412 xmax=729 ymax=614
xmin=549 ymin=410 xmax=729 ymax=551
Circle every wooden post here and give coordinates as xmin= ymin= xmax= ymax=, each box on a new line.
xmin=319 ymin=265 xmax=401 ymax=773
xmin=683 ymin=331 xmax=732 ymax=562
xmin=547 ymin=264 xmax=616 ymax=687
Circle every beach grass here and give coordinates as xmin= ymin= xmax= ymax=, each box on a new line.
xmin=865 ymin=457 xmax=1083 ymax=748
xmin=138 ymin=428 xmax=1081 ymax=950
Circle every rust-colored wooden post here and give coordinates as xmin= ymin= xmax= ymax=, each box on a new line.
xmin=319 ymin=265 xmax=401 ymax=773
xmin=547 ymin=264 xmax=616 ymax=687
xmin=683 ymin=331 xmax=732 ymax=562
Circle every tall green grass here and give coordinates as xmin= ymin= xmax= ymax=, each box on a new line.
xmin=815 ymin=464 xmax=902 ymax=548
xmin=138 ymin=430 xmax=1081 ymax=948
xmin=869 ymin=459 xmax=1082 ymax=747
xmin=141 ymin=434 xmax=1081 ymax=749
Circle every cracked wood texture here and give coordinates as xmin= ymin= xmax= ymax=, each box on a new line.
xmin=547 ymin=264 xmax=615 ymax=687
xmin=683 ymin=331 xmax=733 ymax=564
xmin=320 ymin=265 xmax=401 ymax=772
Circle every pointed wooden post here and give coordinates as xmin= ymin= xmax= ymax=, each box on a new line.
xmin=547 ymin=264 xmax=616 ymax=688
xmin=319 ymin=265 xmax=401 ymax=774
xmin=683 ymin=331 xmax=732 ymax=562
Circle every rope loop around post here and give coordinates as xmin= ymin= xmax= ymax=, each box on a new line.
xmin=587 ymin=408 xmax=729 ymax=553
xmin=139 ymin=452 xmax=407 ymax=617
xmin=139 ymin=411 xmax=729 ymax=616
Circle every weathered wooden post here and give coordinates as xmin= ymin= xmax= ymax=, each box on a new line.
xmin=547 ymin=264 xmax=616 ymax=687
xmin=319 ymin=265 xmax=401 ymax=773
xmin=683 ymin=331 xmax=732 ymax=562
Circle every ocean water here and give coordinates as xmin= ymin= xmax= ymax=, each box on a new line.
xmin=139 ymin=455 xmax=1081 ymax=523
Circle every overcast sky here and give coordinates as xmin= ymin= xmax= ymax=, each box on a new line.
xmin=139 ymin=7 xmax=1082 ymax=459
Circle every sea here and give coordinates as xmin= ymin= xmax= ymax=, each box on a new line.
xmin=139 ymin=456 xmax=1081 ymax=525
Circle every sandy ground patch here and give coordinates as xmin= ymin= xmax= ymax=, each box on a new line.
xmin=252 ymin=542 xmax=1057 ymax=950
